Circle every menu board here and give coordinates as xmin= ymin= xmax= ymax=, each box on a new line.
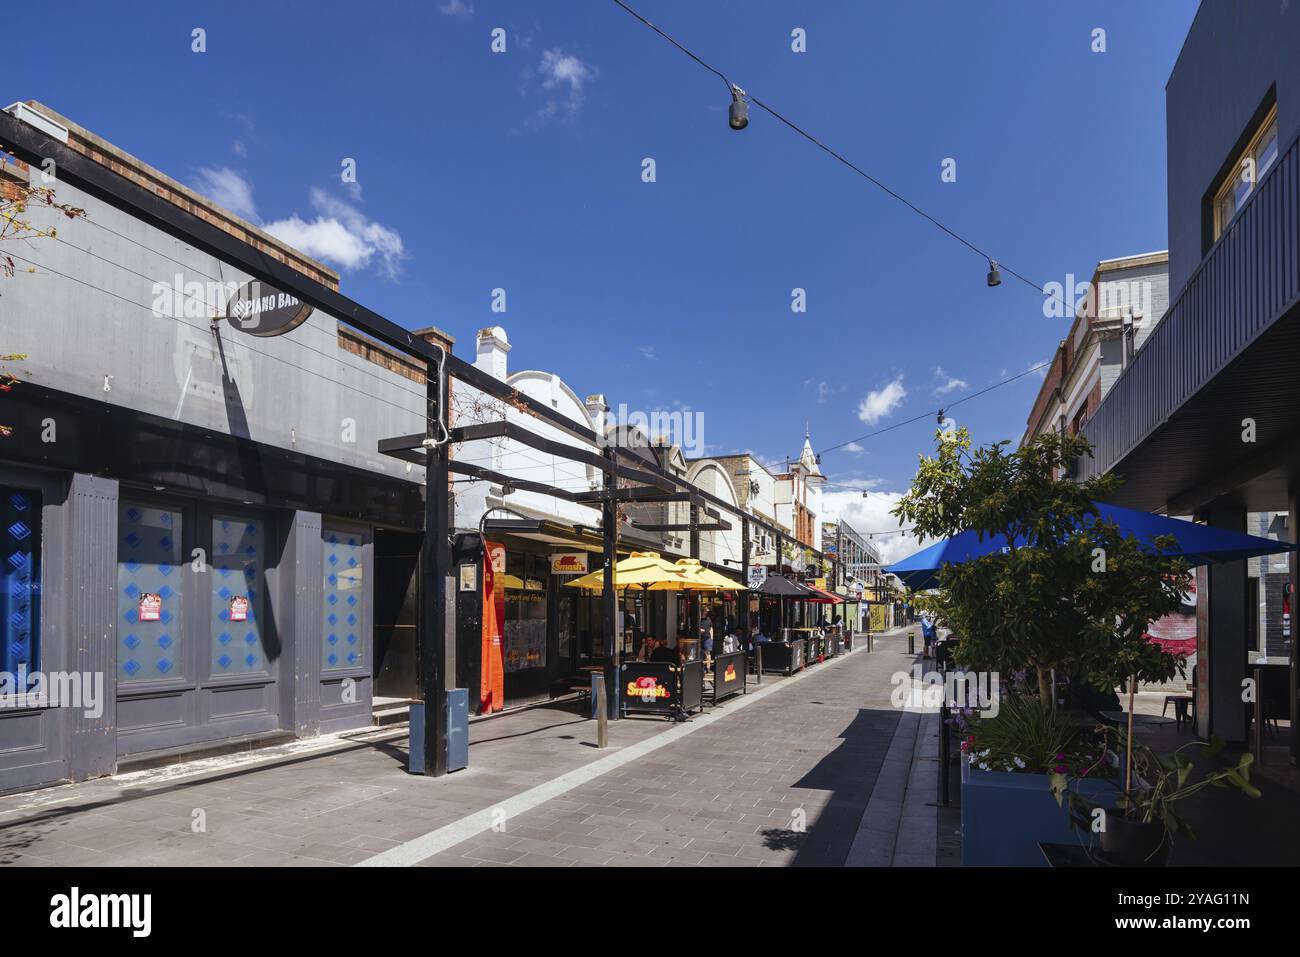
xmin=504 ymin=619 xmax=547 ymax=672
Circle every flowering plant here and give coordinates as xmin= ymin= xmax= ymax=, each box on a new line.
xmin=959 ymin=695 xmax=1115 ymax=778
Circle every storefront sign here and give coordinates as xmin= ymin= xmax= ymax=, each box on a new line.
xmin=550 ymin=552 xmax=589 ymax=574
xmin=229 ymin=595 xmax=249 ymax=622
xmin=224 ymin=280 xmax=314 ymax=337
xmin=813 ymin=577 xmax=827 ymax=591
xmin=747 ymin=566 xmax=768 ymax=589
xmin=723 ymin=662 xmax=737 ymax=683
xmin=138 ymin=592 xmax=162 ymax=622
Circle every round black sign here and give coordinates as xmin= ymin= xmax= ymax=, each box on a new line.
xmin=224 ymin=280 xmax=314 ymax=337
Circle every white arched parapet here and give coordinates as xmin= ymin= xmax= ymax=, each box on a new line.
xmin=494 ymin=369 xmax=601 ymax=526
xmin=685 ymin=459 xmax=743 ymax=570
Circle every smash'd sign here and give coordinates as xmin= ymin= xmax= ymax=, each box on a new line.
xmin=551 ymin=552 xmax=589 ymax=574
xmin=224 ymin=280 xmax=313 ymax=337
xmin=627 ymin=675 xmax=670 ymax=701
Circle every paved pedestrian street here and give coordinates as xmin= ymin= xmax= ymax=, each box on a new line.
xmin=0 ymin=629 xmax=950 ymax=868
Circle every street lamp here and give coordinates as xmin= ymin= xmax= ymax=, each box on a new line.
xmin=987 ymin=259 xmax=1002 ymax=287
xmin=729 ymin=86 xmax=749 ymax=130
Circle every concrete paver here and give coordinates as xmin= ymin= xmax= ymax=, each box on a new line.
xmin=0 ymin=628 xmax=936 ymax=867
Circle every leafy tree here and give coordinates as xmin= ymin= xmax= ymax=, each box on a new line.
xmin=893 ymin=428 xmax=1189 ymax=702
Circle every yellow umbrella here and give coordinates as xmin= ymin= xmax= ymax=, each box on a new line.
xmin=657 ymin=558 xmax=747 ymax=591
xmin=564 ymin=551 xmax=692 ymax=593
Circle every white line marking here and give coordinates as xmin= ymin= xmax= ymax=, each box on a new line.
xmin=355 ymin=649 xmax=863 ymax=866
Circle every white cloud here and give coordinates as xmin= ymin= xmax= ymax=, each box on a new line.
xmin=818 ymin=488 xmax=936 ymax=565
xmin=192 ymin=167 xmax=258 ymax=223
xmin=533 ymin=49 xmax=597 ymax=121
xmin=933 ymin=366 xmax=968 ymax=397
xmin=857 ymin=376 xmax=906 ymax=425
xmin=264 ymin=189 xmax=406 ymax=279
xmin=439 ymin=0 xmax=473 ymax=17
xmin=842 ymin=441 xmax=865 ymax=454
xmin=639 ymin=345 xmax=656 ymax=360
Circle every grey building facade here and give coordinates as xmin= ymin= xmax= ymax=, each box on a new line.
xmin=0 ymin=103 xmax=443 ymax=791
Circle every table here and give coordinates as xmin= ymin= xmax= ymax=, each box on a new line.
xmin=1099 ymin=711 xmax=1176 ymax=727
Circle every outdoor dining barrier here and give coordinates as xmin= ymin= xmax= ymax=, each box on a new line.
xmin=710 ymin=649 xmax=748 ymax=704
xmin=760 ymin=636 xmax=806 ymax=675
xmin=620 ymin=659 xmax=705 ymax=721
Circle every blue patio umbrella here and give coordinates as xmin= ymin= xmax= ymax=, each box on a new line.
xmin=885 ymin=503 xmax=1297 ymax=591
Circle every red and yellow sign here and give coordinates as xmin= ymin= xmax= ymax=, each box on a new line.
xmin=723 ymin=663 xmax=737 ymax=683
xmin=551 ymin=552 xmax=589 ymax=574
xmin=626 ymin=675 xmax=670 ymax=701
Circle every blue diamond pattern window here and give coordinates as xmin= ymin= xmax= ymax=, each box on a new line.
xmin=322 ymin=530 xmax=364 ymax=671
xmin=0 ymin=486 xmax=41 ymax=691
xmin=210 ymin=516 xmax=266 ymax=676
xmin=117 ymin=503 xmax=181 ymax=683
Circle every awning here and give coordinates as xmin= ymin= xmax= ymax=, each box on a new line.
xmin=886 ymin=502 xmax=1300 ymax=591
xmin=801 ymin=584 xmax=844 ymax=604
xmin=756 ymin=575 xmax=818 ymax=597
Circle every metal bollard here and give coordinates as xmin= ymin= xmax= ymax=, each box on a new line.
xmin=867 ymin=631 xmax=873 ymax=653
xmin=755 ymin=643 xmax=763 ymax=685
xmin=908 ymin=631 xmax=915 ymax=655
xmin=594 ymin=672 xmax=608 ymax=749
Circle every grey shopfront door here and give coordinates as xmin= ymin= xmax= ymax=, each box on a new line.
xmin=115 ymin=498 xmax=280 ymax=756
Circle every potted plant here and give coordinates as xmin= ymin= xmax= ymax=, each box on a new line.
xmin=956 ymin=691 xmax=1118 ymax=865
xmin=1050 ymin=729 xmax=1260 ymax=865
xmin=893 ymin=428 xmax=1193 ymax=865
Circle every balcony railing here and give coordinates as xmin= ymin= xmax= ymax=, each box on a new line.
xmin=1079 ymin=129 xmax=1300 ymax=478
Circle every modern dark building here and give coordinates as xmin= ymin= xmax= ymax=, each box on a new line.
xmin=1078 ymin=0 xmax=1300 ymax=749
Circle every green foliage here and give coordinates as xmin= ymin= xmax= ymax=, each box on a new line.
xmin=962 ymin=696 xmax=1107 ymax=776
xmin=1051 ymin=729 xmax=1260 ymax=842
xmin=893 ymin=428 xmax=1190 ymax=698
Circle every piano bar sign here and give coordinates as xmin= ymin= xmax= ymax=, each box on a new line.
xmin=224 ymin=280 xmax=314 ymax=337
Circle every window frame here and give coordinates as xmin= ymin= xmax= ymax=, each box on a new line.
xmin=1213 ymin=104 xmax=1279 ymax=240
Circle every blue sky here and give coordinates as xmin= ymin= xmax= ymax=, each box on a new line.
xmin=17 ymin=0 xmax=1199 ymax=557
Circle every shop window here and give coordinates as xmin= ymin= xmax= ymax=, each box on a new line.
xmin=323 ymin=529 xmax=364 ymax=671
xmin=1214 ymin=104 xmax=1279 ymax=240
xmin=118 ymin=503 xmax=183 ymax=683
xmin=502 ymin=552 xmax=546 ymax=672
xmin=0 ymin=487 xmax=41 ymax=690
xmin=209 ymin=515 xmax=266 ymax=676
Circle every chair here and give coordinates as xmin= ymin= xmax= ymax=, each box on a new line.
xmin=1162 ymin=693 xmax=1194 ymax=726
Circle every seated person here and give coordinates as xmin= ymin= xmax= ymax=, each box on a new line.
xmin=649 ymin=640 xmax=678 ymax=664
xmin=638 ymin=637 xmax=658 ymax=662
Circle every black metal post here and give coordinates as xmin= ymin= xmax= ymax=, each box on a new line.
xmin=1253 ymin=665 xmax=1264 ymax=765
xmin=602 ymin=448 xmax=620 ymax=720
xmin=739 ymin=516 xmax=751 ymax=637
xmin=939 ymin=699 xmax=951 ymax=806
xmin=419 ymin=357 xmax=450 ymax=776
